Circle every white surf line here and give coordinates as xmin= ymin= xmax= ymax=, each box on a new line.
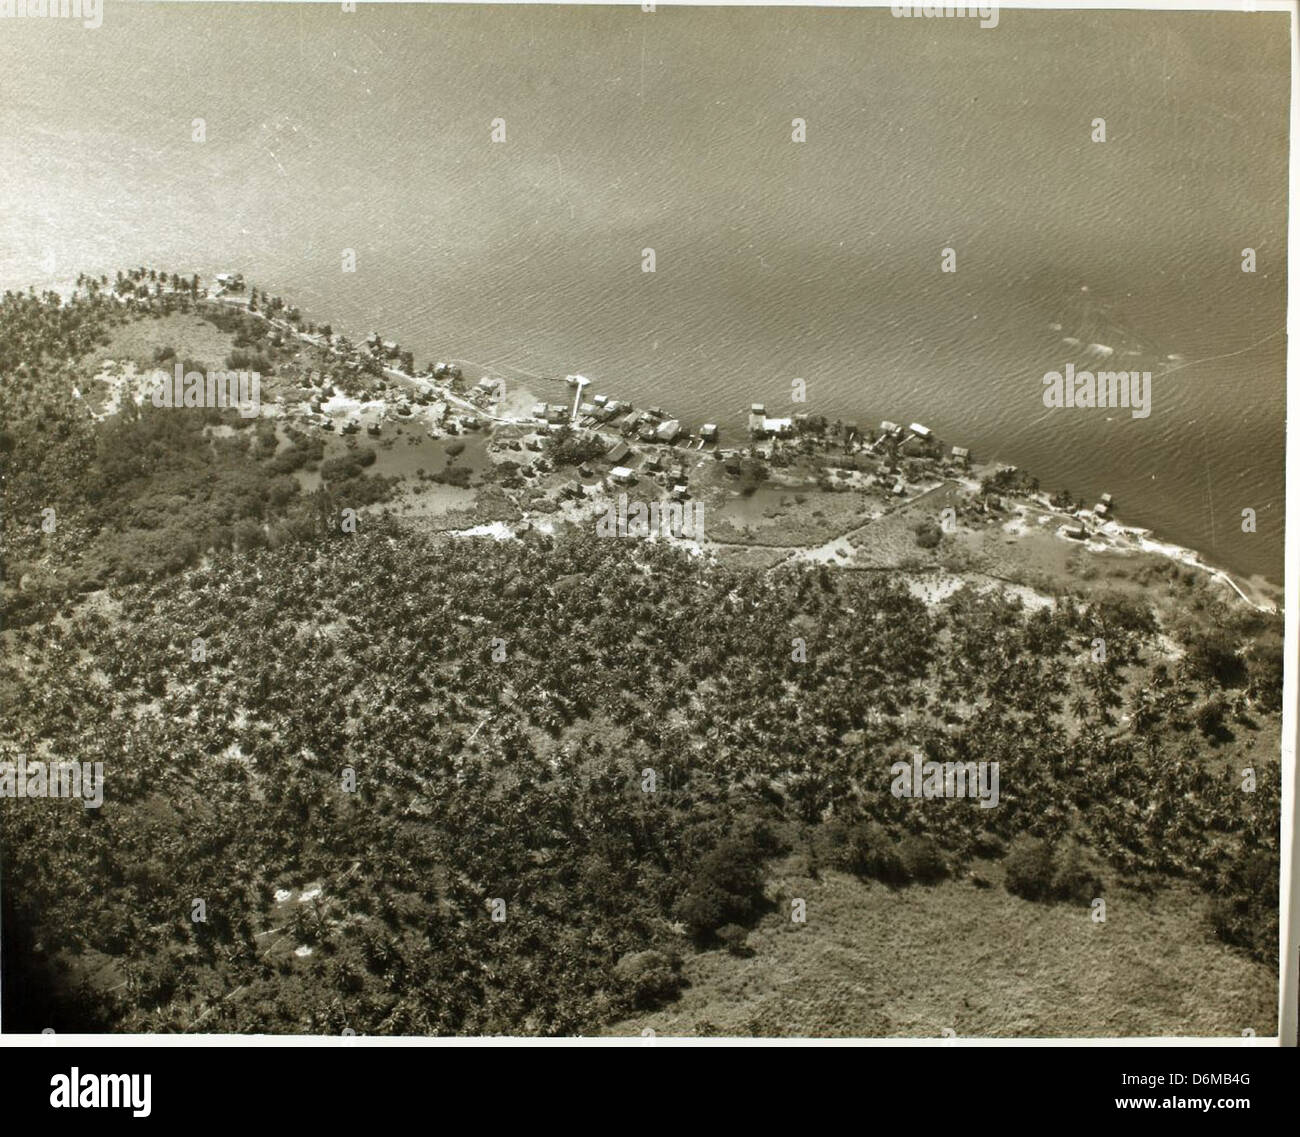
xmin=1109 ymin=524 xmax=1275 ymax=612
xmin=1201 ymin=421 xmax=1216 ymax=557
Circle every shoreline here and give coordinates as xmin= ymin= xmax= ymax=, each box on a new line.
xmin=46 ymin=270 xmax=1283 ymax=611
xmin=263 ymin=294 xmax=1282 ymax=611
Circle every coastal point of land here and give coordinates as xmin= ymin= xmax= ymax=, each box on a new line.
xmin=73 ymin=270 xmax=1279 ymax=617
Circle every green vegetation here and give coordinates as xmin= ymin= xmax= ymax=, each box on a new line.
xmin=1003 ymin=834 xmax=1104 ymax=903
xmin=432 ymin=465 xmax=473 ymax=489
xmin=0 ymin=271 xmax=1282 ymax=1036
xmin=0 ymin=283 xmax=394 ymax=625
xmin=676 ymin=828 xmax=779 ymax=943
xmin=544 ymin=423 xmax=606 ymax=468
xmin=913 ymin=519 xmax=944 ymax=550
xmin=2 ymin=519 xmax=1281 ymax=1032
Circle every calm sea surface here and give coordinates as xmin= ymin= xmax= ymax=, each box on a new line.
xmin=0 ymin=3 xmax=1288 ymax=580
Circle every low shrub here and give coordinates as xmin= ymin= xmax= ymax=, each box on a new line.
xmin=898 ymin=833 xmax=947 ymax=884
xmin=840 ymin=820 xmax=907 ymax=885
xmin=613 ymin=950 xmax=683 ymax=1010
xmin=1005 ymin=834 xmax=1105 ymax=904
xmin=1004 ymin=834 xmax=1055 ymax=901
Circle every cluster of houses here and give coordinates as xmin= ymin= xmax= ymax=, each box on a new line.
xmin=871 ymin=420 xmax=940 ymax=458
xmin=744 ymin=407 xmax=974 ymax=473
xmin=598 ymin=423 xmax=699 ymax=501
xmin=246 ymin=294 xmax=994 ymax=510
xmin=359 ymin=332 xmax=419 ymax=375
xmin=528 ymin=385 xmax=720 ymax=451
xmin=196 ymin=283 xmax=1131 ymax=535
xmin=1063 ymin=493 xmax=1116 ymax=539
xmin=200 ymin=280 xmax=502 ymax=438
xmin=608 ymin=447 xmax=694 ymax=500
xmin=364 ymin=332 xmax=402 ymax=359
xmin=287 ymin=362 xmax=474 ymax=438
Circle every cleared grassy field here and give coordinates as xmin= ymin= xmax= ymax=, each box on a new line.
xmin=95 ymin=311 xmax=238 ymax=373
xmin=604 ymin=854 xmax=1277 ymax=1039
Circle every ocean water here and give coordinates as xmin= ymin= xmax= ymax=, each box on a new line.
xmin=0 ymin=3 xmax=1288 ymax=581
